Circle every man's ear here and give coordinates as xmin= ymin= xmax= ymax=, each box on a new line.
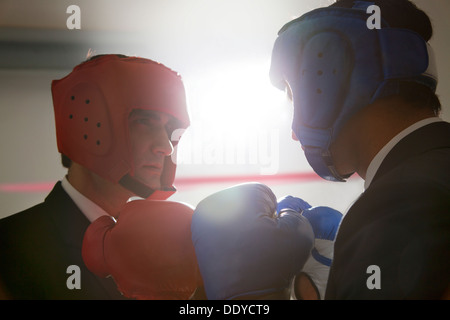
xmin=293 ymin=272 xmax=320 ymax=300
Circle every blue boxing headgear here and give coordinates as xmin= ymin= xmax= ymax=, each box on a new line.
xmin=269 ymin=1 xmax=438 ymax=181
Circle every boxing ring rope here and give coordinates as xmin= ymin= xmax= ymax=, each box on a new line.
xmin=0 ymin=172 xmax=323 ymax=193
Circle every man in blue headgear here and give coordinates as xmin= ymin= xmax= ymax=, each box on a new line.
xmin=270 ymin=0 xmax=450 ymax=299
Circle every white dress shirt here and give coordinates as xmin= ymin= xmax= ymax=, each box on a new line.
xmin=61 ymin=176 xmax=110 ymax=222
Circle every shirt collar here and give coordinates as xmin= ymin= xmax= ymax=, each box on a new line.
xmin=364 ymin=117 xmax=443 ymax=190
xmin=61 ymin=176 xmax=110 ymax=222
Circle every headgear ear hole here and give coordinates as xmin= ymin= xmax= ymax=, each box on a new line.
xmin=59 ymin=83 xmax=113 ymax=157
xmin=295 ymin=31 xmax=353 ymax=129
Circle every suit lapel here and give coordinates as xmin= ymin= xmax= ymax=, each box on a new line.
xmin=44 ymin=181 xmax=129 ymax=299
xmin=45 ymin=181 xmax=90 ymax=249
xmin=371 ymin=121 xmax=450 ymax=186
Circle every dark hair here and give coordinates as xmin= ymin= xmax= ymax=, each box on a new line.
xmin=60 ymin=53 xmax=130 ymax=169
xmin=85 ymin=53 xmax=130 ymax=62
xmin=330 ymin=0 xmax=441 ymax=115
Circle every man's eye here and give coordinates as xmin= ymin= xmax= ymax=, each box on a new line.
xmin=165 ymin=123 xmax=176 ymax=135
xmin=136 ymin=118 xmax=151 ymax=125
xmin=134 ymin=117 xmax=158 ymax=126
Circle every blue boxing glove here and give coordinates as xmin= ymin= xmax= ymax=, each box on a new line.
xmin=191 ymin=183 xmax=314 ymax=300
xmin=277 ymin=196 xmax=342 ymax=299
xmin=276 ymin=195 xmax=312 ymax=215
xmin=299 ymin=206 xmax=342 ymax=299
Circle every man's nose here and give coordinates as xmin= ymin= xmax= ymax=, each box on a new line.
xmin=152 ymin=130 xmax=174 ymax=156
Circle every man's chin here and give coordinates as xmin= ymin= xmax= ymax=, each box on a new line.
xmin=133 ymin=171 xmax=162 ymax=189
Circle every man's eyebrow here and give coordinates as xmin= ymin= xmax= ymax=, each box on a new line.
xmin=128 ymin=109 xmax=160 ymax=119
xmin=128 ymin=109 xmax=179 ymax=127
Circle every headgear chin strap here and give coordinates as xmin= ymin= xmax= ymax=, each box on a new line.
xmin=52 ymin=55 xmax=190 ymax=199
xmin=270 ymin=2 xmax=438 ymax=182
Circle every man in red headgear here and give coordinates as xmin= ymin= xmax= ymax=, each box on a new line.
xmin=0 ymin=54 xmax=199 ymax=299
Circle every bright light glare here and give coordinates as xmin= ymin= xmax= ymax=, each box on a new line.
xmin=191 ymin=60 xmax=287 ymax=137
xmin=175 ymin=59 xmax=292 ymax=175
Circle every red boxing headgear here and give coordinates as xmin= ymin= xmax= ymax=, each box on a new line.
xmin=51 ymin=55 xmax=190 ymax=199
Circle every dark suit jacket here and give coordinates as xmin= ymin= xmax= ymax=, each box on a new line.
xmin=0 ymin=182 xmax=127 ymax=299
xmin=326 ymin=121 xmax=450 ymax=299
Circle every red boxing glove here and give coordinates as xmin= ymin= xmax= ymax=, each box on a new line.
xmin=82 ymin=199 xmax=201 ymax=300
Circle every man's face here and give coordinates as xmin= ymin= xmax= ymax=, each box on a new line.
xmin=128 ymin=109 xmax=176 ymax=190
